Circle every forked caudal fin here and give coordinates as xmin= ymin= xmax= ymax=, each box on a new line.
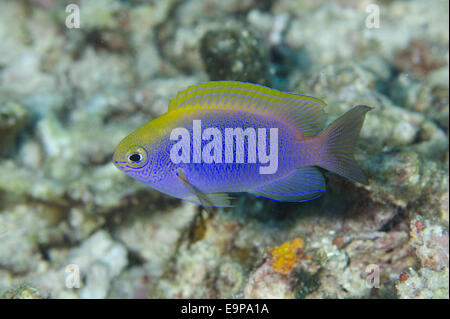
xmin=316 ymin=105 xmax=372 ymax=185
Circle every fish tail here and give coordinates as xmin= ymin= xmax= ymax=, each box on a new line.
xmin=315 ymin=105 xmax=372 ymax=185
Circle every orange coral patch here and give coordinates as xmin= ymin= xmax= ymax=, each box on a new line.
xmin=269 ymin=237 xmax=305 ymax=275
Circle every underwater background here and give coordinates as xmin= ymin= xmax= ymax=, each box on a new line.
xmin=0 ymin=0 xmax=448 ymax=299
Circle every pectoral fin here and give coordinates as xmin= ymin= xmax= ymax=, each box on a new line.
xmin=176 ymin=168 xmax=236 ymax=211
xmin=183 ymin=193 xmax=235 ymax=208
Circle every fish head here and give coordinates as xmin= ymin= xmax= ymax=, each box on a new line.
xmin=112 ymin=115 xmax=194 ymax=198
xmin=112 ymin=123 xmax=177 ymax=190
xmin=112 ymin=131 xmax=152 ymax=182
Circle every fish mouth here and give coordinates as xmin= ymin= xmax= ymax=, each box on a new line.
xmin=113 ymin=162 xmax=126 ymax=171
xmin=112 ymin=153 xmax=127 ymax=170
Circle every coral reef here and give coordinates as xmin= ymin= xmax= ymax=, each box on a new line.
xmin=395 ymin=216 xmax=449 ymax=299
xmin=200 ymin=27 xmax=270 ymax=84
xmin=0 ymin=102 xmax=27 ymax=152
xmin=3 ymin=284 xmax=43 ymax=299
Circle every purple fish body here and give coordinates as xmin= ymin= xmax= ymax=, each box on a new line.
xmin=174 ymin=109 xmax=297 ymax=190
xmin=113 ymin=81 xmax=371 ymax=207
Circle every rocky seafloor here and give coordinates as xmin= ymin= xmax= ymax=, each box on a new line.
xmin=0 ymin=0 xmax=448 ymax=299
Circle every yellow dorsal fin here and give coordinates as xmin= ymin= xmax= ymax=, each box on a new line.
xmin=168 ymin=81 xmax=327 ymax=136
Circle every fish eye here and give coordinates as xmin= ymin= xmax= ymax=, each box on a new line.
xmin=128 ymin=153 xmax=142 ymax=162
xmin=125 ymin=147 xmax=148 ymax=168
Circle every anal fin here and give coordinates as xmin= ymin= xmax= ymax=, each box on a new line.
xmin=247 ymin=167 xmax=325 ymax=202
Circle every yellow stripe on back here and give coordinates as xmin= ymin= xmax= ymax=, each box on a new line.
xmin=167 ymin=81 xmax=328 ymax=136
